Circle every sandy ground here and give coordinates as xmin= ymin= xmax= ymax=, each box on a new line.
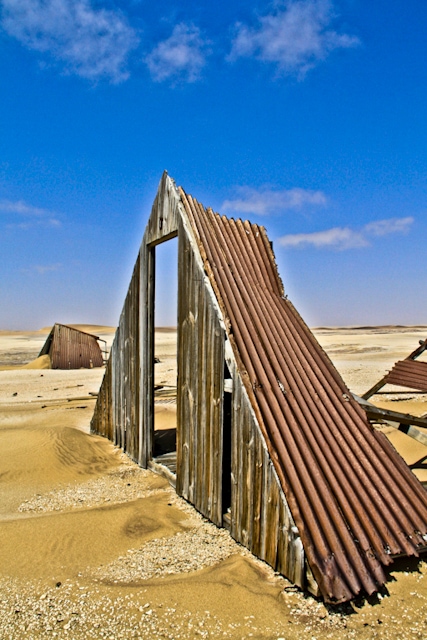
xmin=0 ymin=325 xmax=427 ymax=638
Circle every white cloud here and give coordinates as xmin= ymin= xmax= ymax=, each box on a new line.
xmin=363 ymin=216 xmax=414 ymax=237
xmin=222 ymin=186 xmax=327 ymax=216
xmin=22 ymin=263 xmax=62 ymax=274
xmin=0 ymin=198 xmax=61 ymax=227
xmin=0 ymin=0 xmax=139 ymax=83
xmin=1 ymin=199 xmax=50 ymax=216
xmin=279 ymin=216 xmax=414 ymax=250
xmin=146 ymin=23 xmax=210 ymax=83
xmin=229 ymin=0 xmax=359 ymax=78
xmin=280 ymin=226 xmax=367 ymax=249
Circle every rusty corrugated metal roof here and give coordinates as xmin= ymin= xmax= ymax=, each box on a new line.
xmin=383 ymin=360 xmax=427 ymax=392
xmin=179 ymin=187 xmax=427 ymax=603
xmin=39 ymin=323 xmax=104 ymax=369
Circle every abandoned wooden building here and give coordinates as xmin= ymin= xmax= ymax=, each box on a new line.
xmin=40 ymin=323 xmax=105 ymax=369
xmin=91 ymin=172 xmax=427 ymax=604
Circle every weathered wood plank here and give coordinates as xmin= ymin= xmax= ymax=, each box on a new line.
xmin=196 ymin=271 xmax=207 ymax=513
xmin=176 ymin=224 xmax=189 ymax=497
xmin=259 ymin=447 xmax=269 ymax=561
xmin=145 ymin=172 xmax=180 ymax=246
xmin=211 ymin=319 xmax=224 ymax=526
xmin=231 ymin=376 xmax=243 ymax=542
xmin=264 ymin=461 xmax=279 ymax=568
xmin=188 ymin=248 xmax=198 ymax=506
xmin=239 ymin=395 xmax=251 ymax=547
xmin=251 ymin=428 xmax=264 ymax=558
xmin=202 ymin=297 xmax=212 ymax=519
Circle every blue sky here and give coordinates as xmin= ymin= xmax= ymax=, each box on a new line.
xmin=0 ymin=0 xmax=426 ymax=329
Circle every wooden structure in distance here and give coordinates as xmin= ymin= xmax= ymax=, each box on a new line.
xmin=39 ymin=323 xmax=105 ymax=369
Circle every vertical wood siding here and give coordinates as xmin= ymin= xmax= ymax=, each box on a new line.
xmin=91 ymin=253 xmax=140 ymax=462
xmin=228 ymin=361 xmax=305 ymax=587
xmin=91 ymin=353 xmax=113 ymax=441
xmin=176 ymin=218 xmax=224 ymax=526
xmin=138 ymin=239 xmax=154 ymax=468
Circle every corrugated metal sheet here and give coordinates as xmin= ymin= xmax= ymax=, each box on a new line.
xmin=383 ymin=360 xmax=427 ymax=391
xmin=39 ymin=323 xmax=104 ymax=369
xmin=362 ymin=338 xmax=427 ymax=398
xmin=179 ymin=188 xmax=427 ymax=604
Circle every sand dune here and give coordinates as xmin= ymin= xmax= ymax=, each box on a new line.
xmin=0 ymin=326 xmax=426 ymax=638
xmin=0 ymin=496 xmax=187 ymax=580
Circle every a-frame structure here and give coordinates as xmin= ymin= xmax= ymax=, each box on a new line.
xmin=91 ymin=173 xmax=427 ymax=604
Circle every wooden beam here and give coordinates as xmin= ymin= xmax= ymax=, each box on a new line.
xmin=353 ymin=394 xmax=427 ymax=447
xmin=361 ymin=377 xmax=388 ymax=400
xmin=406 ymin=338 xmax=427 ymax=361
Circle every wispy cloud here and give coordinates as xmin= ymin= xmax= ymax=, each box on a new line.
xmin=280 ymin=226 xmax=367 ymax=250
xmin=222 ymin=186 xmax=327 ymax=216
xmin=229 ymin=0 xmax=359 ymax=78
xmin=364 ymin=217 xmax=414 ymax=237
xmin=0 ymin=198 xmax=61 ymax=228
xmin=1 ymin=199 xmax=51 ymax=217
xmin=146 ymin=23 xmax=210 ymax=83
xmin=279 ymin=216 xmax=415 ymax=250
xmin=0 ymin=0 xmax=139 ymax=83
xmin=22 ymin=263 xmax=62 ymax=275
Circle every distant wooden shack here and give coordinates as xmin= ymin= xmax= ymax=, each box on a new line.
xmin=39 ymin=323 xmax=105 ymax=369
xmin=91 ymin=172 xmax=427 ymax=604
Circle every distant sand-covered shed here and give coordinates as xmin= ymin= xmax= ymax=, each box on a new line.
xmin=91 ymin=172 xmax=427 ymax=604
xmin=39 ymin=323 xmax=105 ymax=369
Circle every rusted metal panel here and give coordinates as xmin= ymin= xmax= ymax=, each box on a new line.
xmin=363 ymin=339 xmax=427 ymax=399
xmin=180 ymin=188 xmax=427 ymax=603
xmin=383 ymin=359 xmax=427 ymax=391
xmin=40 ymin=323 xmax=104 ymax=369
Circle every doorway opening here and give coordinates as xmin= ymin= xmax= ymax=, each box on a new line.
xmin=153 ymin=236 xmax=178 ymax=474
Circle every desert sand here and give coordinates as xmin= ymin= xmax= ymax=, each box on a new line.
xmin=0 ymin=325 xmax=426 ymax=639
